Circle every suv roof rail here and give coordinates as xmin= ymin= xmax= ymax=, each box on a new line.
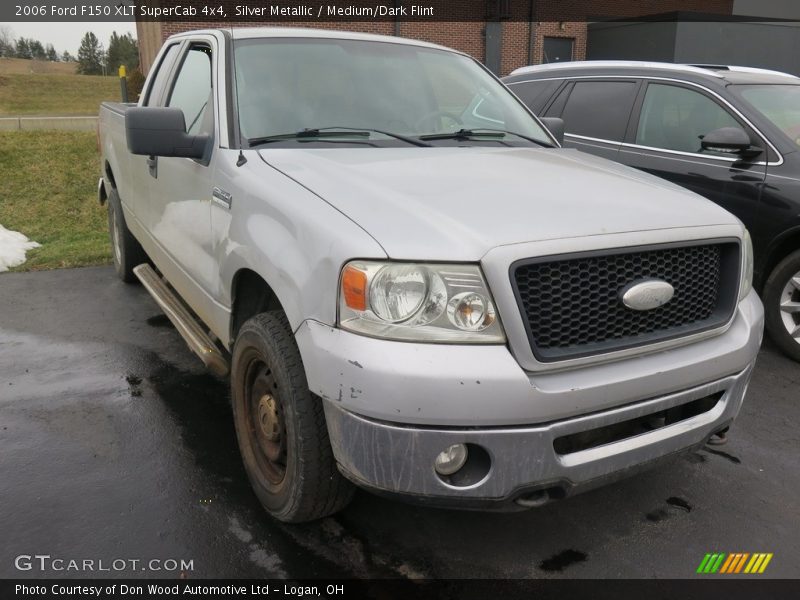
xmin=508 ymin=60 xmax=724 ymax=78
xmin=724 ymin=65 xmax=799 ymax=79
xmin=685 ymin=64 xmax=731 ymax=70
xmin=687 ymin=63 xmax=799 ymax=79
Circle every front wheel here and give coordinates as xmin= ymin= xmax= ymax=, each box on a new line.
xmin=763 ymin=249 xmax=800 ymax=362
xmin=231 ymin=312 xmax=354 ymax=522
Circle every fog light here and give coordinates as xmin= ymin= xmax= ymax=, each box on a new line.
xmin=434 ymin=444 xmax=468 ymax=476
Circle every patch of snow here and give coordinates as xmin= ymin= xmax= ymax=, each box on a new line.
xmin=0 ymin=224 xmax=40 ymax=272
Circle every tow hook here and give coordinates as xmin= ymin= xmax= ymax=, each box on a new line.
xmin=707 ymin=427 xmax=730 ymax=446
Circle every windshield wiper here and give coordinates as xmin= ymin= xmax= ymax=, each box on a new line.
xmin=419 ymin=128 xmax=554 ymax=147
xmin=248 ymin=127 xmax=431 ymax=148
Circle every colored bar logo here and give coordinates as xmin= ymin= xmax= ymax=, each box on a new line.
xmin=696 ymin=552 xmax=773 ymax=574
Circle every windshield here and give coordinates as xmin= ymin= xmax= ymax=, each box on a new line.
xmin=734 ymin=84 xmax=800 ymax=149
xmin=233 ymin=37 xmax=551 ymax=146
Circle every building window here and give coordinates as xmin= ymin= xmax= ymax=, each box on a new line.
xmin=542 ymin=37 xmax=574 ymax=64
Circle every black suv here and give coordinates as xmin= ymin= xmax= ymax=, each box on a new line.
xmin=504 ymin=61 xmax=800 ymax=361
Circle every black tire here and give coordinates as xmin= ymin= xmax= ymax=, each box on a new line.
xmin=107 ymin=188 xmax=147 ymax=283
xmin=763 ymin=249 xmax=800 ymax=362
xmin=231 ymin=311 xmax=354 ymax=522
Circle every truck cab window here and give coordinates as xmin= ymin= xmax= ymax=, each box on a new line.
xmin=144 ymin=43 xmax=179 ymax=106
xmin=168 ymin=45 xmax=213 ymax=135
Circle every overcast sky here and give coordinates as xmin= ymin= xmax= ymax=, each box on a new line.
xmin=4 ymin=22 xmax=138 ymax=56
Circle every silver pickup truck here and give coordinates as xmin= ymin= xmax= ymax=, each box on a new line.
xmin=98 ymin=27 xmax=763 ymax=523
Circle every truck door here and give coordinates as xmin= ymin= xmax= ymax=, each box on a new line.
xmin=145 ymin=40 xmax=219 ymax=317
xmin=118 ymin=41 xmax=181 ymax=240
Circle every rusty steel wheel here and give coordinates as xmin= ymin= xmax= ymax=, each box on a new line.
xmin=231 ymin=311 xmax=354 ymax=522
xmin=244 ymin=359 xmax=288 ymax=485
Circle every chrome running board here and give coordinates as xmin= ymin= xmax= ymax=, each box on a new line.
xmin=133 ymin=264 xmax=229 ymax=377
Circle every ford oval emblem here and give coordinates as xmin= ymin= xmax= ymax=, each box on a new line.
xmin=621 ymin=279 xmax=675 ymax=311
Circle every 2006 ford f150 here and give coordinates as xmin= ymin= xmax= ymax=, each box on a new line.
xmin=98 ymin=27 xmax=764 ymax=522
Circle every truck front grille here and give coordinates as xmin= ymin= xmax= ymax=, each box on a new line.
xmin=511 ymin=242 xmax=740 ymax=362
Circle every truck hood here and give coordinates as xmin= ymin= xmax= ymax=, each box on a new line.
xmin=257 ymin=146 xmax=738 ymax=261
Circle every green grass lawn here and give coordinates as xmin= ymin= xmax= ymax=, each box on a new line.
xmin=0 ymin=73 xmax=119 ymax=116
xmin=0 ymin=131 xmax=111 ymax=270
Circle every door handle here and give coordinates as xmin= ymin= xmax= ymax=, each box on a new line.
xmin=146 ymin=155 xmax=158 ymax=178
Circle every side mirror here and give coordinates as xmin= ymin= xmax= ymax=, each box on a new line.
xmin=540 ymin=117 xmax=565 ymax=146
xmin=126 ymin=107 xmax=209 ymax=159
xmin=700 ymin=127 xmax=762 ymax=158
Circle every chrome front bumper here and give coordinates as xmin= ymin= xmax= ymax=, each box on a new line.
xmin=323 ymin=363 xmax=754 ymax=505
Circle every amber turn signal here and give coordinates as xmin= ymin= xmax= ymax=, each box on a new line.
xmin=342 ymin=265 xmax=368 ymax=311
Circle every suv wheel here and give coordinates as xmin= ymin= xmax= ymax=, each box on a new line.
xmin=763 ymin=249 xmax=800 ymax=362
xmin=231 ymin=311 xmax=354 ymax=522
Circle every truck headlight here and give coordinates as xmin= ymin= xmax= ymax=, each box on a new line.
xmin=739 ymin=229 xmax=753 ymax=301
xmin=338 ymin=261 xmax=505 ymax=343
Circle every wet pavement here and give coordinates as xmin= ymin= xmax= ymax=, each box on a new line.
xmin=1 ymin=266 xmax=798 ymax=579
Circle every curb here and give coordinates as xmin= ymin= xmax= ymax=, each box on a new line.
xmin=0 ymin=116 xmax=98 ymax=131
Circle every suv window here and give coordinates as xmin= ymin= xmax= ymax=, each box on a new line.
xmin=559 ymin=81 xmax=638 ymax=141
xmin=167 ymin=45 xmax=213 ymax=135
xmin=734 ymin=84 xmax=800 ymax=149
xmin=508 ymin=80 xmax=559 ymax=113
xmin=636 ymin=83 xmax=740 ymax=154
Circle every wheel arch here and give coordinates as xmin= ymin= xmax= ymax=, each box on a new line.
xmin=229 ymin=268 xmax=285 ymax=344
xmin=98 ymin=160 xmax=117 ymax=205
xmin=759 ymin=226 xmax=800 ymax=291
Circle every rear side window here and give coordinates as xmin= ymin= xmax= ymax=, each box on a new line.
xmin=636 ymin=83 xmax=740 ymax=154
xmin=144 ymin=43 xmax=180 ymax=107
xmin=168 ymin=45 xmax=213 ymax=135
xmin=559 ymin=81 xmax=638 ymax=141
xmin=508 ymin=80 xmax=559 ymax=113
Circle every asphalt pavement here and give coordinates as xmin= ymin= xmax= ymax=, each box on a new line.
xmin=1 ymin=266 xmax=798 ymax=579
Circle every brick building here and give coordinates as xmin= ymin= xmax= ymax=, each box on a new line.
xmin=135 ymin=1 xmax=734 ymax=76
